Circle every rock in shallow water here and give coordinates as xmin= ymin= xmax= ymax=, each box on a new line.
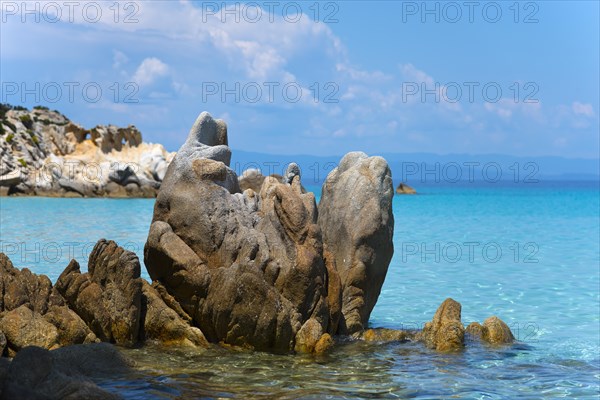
xmin=144 ymin=112 xmax=395 ymax=352
xmin=466 ymin=316 xmax=515 ymax=345
xmin=0 ymin=344 xmax=129 ymax=399
xmin=419 ymin=298 xmax=465 ymax=351
xmin=318 ymin=151 xmax=394 ymax=335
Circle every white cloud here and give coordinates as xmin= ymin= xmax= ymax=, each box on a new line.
xmin=112 ymin=50 xmax=128 ymax=70
xmin=572 ymin=102 xmax=594 ymax=117
xmin=132 ymin=58 xmax=169 ymax=86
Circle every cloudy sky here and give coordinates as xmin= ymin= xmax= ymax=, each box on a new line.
xmin=1 ymin=1 xmax=598 ymax=157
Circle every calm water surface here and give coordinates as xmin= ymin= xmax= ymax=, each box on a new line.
xmin=1 ymin=181 xmax=598 ymax=398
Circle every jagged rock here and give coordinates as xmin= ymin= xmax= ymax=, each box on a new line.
xmin=318 ymin=152 xmax=395 ymax=334
xmin=140 ymin=281 xmax=208 ymax=347
xmin=466 ymin=317 xmax=514 ymax=345
xmin=145 ymin=112 xmax=333 ymax=353
xmin=285 ymin=163 xmax=300 ymax=184
xmin=238 ymin=167 xmax=306 ymax=194
xmin=396 ymin=182 xmax=416 ymax=195
xmin=0 ymin=305 xmax=60 ymax=353
xmin=0 ymin=106 xmax=173 ymax=198
xmin=419 ymin=298 xmax=465 ymax=351
xmin=0 ymin=344 xmax=128 ymax=399
xmin=0 ymin=253 xmax=52 ymax=314
xmin=55 ymin=241 xmax=142 ymax=346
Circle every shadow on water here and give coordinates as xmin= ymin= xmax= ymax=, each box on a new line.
xmin=94 ymin=339 xmax=599 ymax=399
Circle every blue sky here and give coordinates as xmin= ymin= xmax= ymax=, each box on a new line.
xmin=1 ymin=1 xmax=598 ymax=157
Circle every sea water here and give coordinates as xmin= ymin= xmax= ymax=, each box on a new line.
xmin=1 ymin=181 xmax=598 ymax=398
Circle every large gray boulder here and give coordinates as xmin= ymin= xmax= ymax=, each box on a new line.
xmin=145 ymin=113 xmax=337 ymax=353
xmin=318 ymin=152 xmax=395 ymax=334
xmin=144 ymin=112 xmax=395 ymax=352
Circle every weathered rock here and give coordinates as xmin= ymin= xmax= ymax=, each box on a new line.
xmin=239 ymin=168 xmax=283 ymax=193
xmin=238 ymin=167 xmax=306 ymax=194
xmin=43 ymin=306 xmax=99 ymax=347
xmin=318 ymin=151 xmax=395 ymax=334
xmin=396 ymin=182 xmax=416 ymax=195
xmin=1 ymin=344 xmax=128 ymax=399
xmin=0 ymin=105 xmax=173 ymax=198
xmin=0 ymin=253 xmax=52 ymax=314
xmin=465 ymin=321 xmax=484 ymax=338
xmin=314 ymin=333 xmax=334 ymax=354
xmin=55 ymin=241 xmax=142 ymax=346
xmin=467 ymin=317 xmax=514 ymax=345
xmin=140 ymin=281 xmax=208 ymax=348
xmin=361 ymin=328 xmax=416 ymax=343
xmin=419 ymin=298 xmax=465 ymax=352
xmin=0 ymin=331 xmax=6 ymax=356
xmin=145 ymin=112 xmax=333 ymax=353
xmin=294 ymin=318 xmax=325 ymax=354
xmin=482 ymin=317 xmax=514 ymax=344
xmin=0 ymin=305 xmax=60 ymax=353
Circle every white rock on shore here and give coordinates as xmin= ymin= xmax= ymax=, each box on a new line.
xmin=0 ymin=105 xmax=174 ymax=197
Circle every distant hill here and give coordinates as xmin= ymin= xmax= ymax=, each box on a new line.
xmin=231 ymin=150 xmax=599 ymax=187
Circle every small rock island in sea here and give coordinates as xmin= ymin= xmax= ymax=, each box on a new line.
xmin=0 ymin=111 xmax=515 ymax=398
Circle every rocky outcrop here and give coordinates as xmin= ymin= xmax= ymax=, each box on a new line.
xmin=55 ymin=241 xmax=142 ymax=346
xmin=0 ymin=240 xmax=209 ymax=357
xmin=0 ymin=105 xmax=173 ymax=197
xmin=419 ymin=298 xmax=465 ymax=351
xmin=0 ymin=344 xmax=129 ymax=399
xmin=466 ymin=316 xmax=515 ymax=345
xmin=396 ymin=182 xmax=416 ymax=195
xmin=145 ymin=113 xmax=330 ymax=353
xmin=318 ymin=152 xmax=395 ymax=335
xmin=144 ymin=112 xmax=394 ymax=353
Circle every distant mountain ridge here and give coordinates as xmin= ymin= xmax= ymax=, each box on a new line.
xmin=231 ymin=150 xmax=600 ymax=186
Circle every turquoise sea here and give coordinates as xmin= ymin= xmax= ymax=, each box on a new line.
xmin=1 ymin=181 xmax=599 ymax=399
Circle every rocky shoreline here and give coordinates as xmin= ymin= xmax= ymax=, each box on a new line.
xmin=0 ymin=104 xmax=173 ymax=197
xmin=0 ymin=111 xmax=515 ymax=399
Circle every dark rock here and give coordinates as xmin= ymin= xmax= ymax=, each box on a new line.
xmin=0 ymin=331 xmax=6 ymax=357
xmin=55 ymin=241 xmax=142 ymax=346
xmin=419 ymin=298 xmax=465 ymax=351
xmin=1 ymin=344 xmax=128 ymax=400
xmin=318 ymin=152 xmax=395 ymax=335
xmin=108 ymin=165 xmax=139 ymax=186
xmin=396 ymin=182 xmax=416 ymax=195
